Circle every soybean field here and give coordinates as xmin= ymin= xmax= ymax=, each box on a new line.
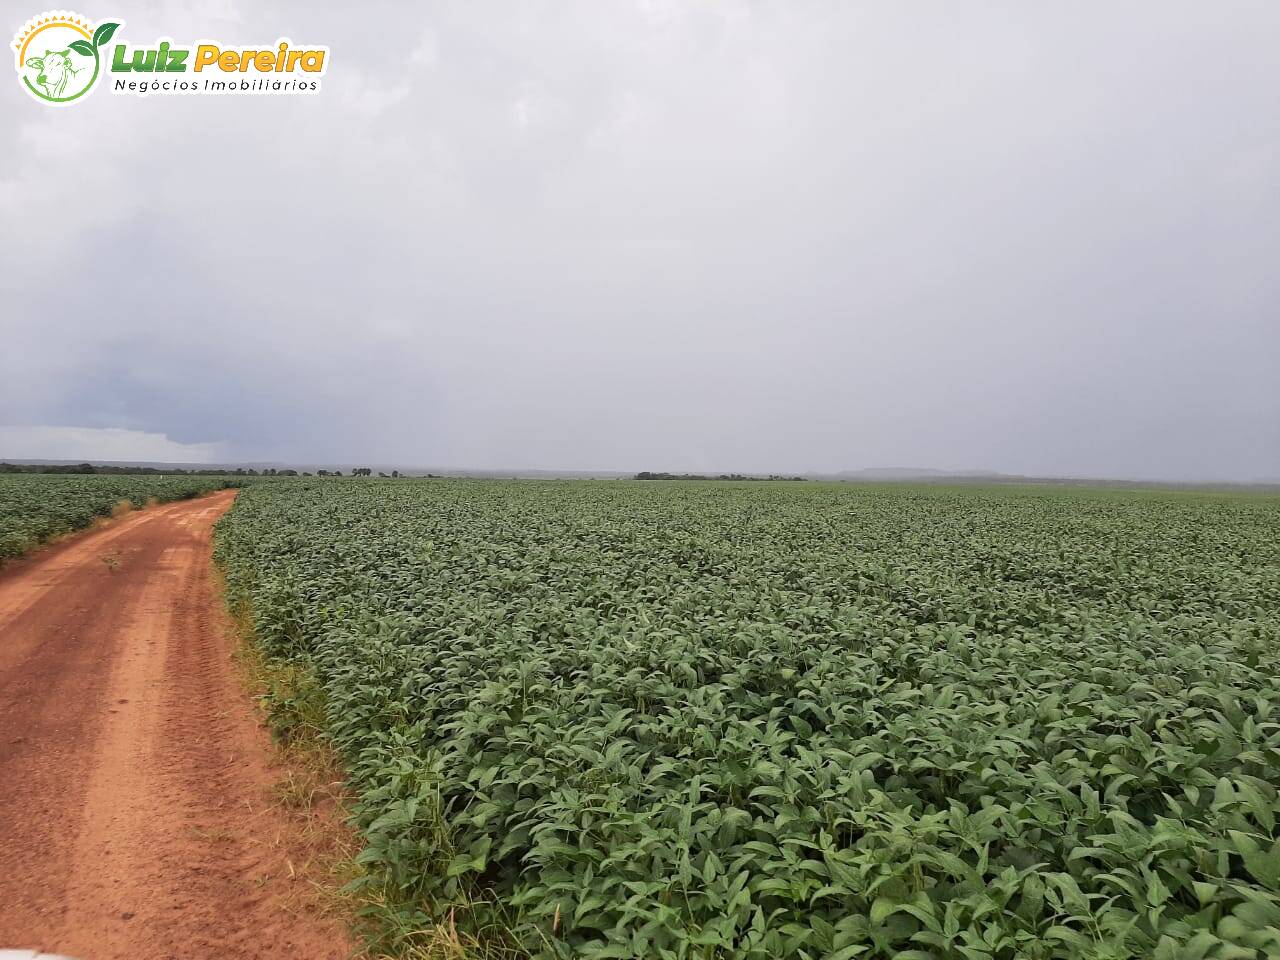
xmin=215 ymin=479 xmax=1280 ymax=960
xmin=0 ymin=473 xmax=236 ymax=562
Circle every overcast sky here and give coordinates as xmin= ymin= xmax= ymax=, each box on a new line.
xmin=2 ymin=1 xmax=1277 ymax=480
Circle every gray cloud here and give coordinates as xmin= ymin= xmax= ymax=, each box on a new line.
xmin=2 ymin=0 xmax=1277 ymax=480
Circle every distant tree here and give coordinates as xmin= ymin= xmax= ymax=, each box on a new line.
xmin=634 ymin=470 xmax=806 ymax=482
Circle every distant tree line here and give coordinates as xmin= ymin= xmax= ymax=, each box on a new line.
xmin=634 ymin=471 xmax=807 ymax=481
xmin=0 ymin=462 xmax=345 ymax=477
xmin=3 ymin=461 xmax=530 ymax=481
xmin=0 ymin=463 xmax=443 ymax=478
xmin=0 ymin=462 xmax=261 ymax=476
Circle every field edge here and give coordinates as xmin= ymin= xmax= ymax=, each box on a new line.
xmin=216 ymin=568 xmax=509 ymax=960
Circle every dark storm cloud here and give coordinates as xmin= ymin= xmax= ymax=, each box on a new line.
xmin=2 ymin=0 xmax=1277 ymax=479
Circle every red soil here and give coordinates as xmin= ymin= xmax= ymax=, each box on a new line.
xmin=0 ymin=491 xmax=352 ymax=960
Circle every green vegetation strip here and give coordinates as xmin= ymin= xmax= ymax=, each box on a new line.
xmin=214 ymin=478 xmax=1280 ymax=959
xmin=0 ymin=473 xmax=237 ymax=561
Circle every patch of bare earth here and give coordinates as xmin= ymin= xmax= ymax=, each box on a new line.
xmin=0 ymin=491 xmax=354 ymax=960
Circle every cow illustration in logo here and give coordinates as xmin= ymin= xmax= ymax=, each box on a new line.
xmin=25 ymin=48 xmax=80 ymax=97
xmin=12 ymin=12 xmax=120 ymax=105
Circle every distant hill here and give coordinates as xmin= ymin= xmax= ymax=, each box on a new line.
xmin=834 ymin=467 xmax=1007 ymax=482
xmin=829 ymin=468 xmax=1280 ymax=491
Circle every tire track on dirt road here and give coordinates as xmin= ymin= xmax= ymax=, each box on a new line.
xmin=0 ymin=490 xmax=351 ymax=960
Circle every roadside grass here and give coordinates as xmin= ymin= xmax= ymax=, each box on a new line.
xmin=222 ymin=587 xmax=513 ymax=960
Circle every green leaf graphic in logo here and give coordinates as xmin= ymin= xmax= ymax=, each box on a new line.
xmin=92 ymin=21 xmax=119 ymax=48
xmin=14 ymin=14 xmax=122 ymax=105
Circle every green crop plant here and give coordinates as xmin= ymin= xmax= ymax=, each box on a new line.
xmin=0 ymin=473 xmax=239 ymax=562
xmin=214 ymin=478 xmax=1280 ymax=959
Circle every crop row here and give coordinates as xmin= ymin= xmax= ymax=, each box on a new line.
xmin=0 ymin=473 xmax=236 ymax=561
xmin=215 ymin=479 xmax=1280 ymax=959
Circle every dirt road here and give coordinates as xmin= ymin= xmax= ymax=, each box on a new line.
xmin=0 ymin=492 xmax=351 ymax=960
